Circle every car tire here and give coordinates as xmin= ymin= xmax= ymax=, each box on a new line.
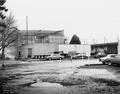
xmin=102 ymin=62 xmax=106 ymax=65
xmin=59 ymin=57 xmax=62 ymax=60
xmin=108 ymin=61 xmax=112 ymax=66
xmin=49 ymin=58 xmax=52 ymax=60
xmin=99 ymin=59 xmax=101 ymax=62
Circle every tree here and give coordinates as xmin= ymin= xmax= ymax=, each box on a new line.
xmin=69 ymin=34 xmax=81 ymax=44
xmin=0 ymin=0 xmax=8 ymax=19
xmin=0 ymin=14 xmax=19 ymax=59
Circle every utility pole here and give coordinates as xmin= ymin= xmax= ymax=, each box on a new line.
xmin=93 ymin=38 xmax=95 ymax=44
xmin=84 ymin=40 xmax=85 ymax=44
xmin=117 ymin=35 xmax=120 ymax=54
xmin=26 ymin=16 xmax=28 ymax=44
xmin=104 ymin=36 xmax=105 ymax=43
xmin=117 ymin=35 xmax=119 ymax=42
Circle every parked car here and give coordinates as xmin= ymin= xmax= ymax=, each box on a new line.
xmin=99 ymin=54 xmax=117 ymax=64
xmin=46 ymin=53 xmax=64 ymax=60
xmin=94 ymin=52 xmax=106 ymax=58
xmin=103 ymin=54 xmax=120 ymax=66
xmin=72 ymin=53 xmax=88 ymax=59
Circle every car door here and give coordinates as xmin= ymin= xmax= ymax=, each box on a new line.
xmin=53 ymin=54 xmax=59 ymax=59
xmin=52 ymin=54 xmax=56 ymax=59
xmin=54 ymin=54 xmax=58 ymax=59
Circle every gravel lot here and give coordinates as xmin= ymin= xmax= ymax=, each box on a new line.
xmin=1 ymin=59 xmax=120 ymax=94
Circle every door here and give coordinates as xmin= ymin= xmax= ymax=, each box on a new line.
xmin=28 ymin=48 xmax=32 ymax=58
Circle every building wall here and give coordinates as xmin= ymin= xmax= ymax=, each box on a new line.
xmin=59 ymin=44 xmax=91 ymax=56
xmin=19 ymin=30 xmax=65 ymax=44
xmin=5 ymin=42 xmax=119 ymax=59
xmin=35 ymin=35 xmax=64 ymax=44
xmin=32 ymin=43 xmax=59 ymax=55
xmin=20 ymin=44 xmax=91 ymax=58
xmin=35 ymin=35 xmax=49 ymax=43
xmin=91 ymin=42 xmax=118 ymax=55
xmin=49 ymin=35 xmax=64 ymax=44
xmin=20 ymin=43 xmax=59 ymax=57
xmin=16 ymin=30 xmax=65 ymax=58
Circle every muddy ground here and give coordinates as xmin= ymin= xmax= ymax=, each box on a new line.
xmin=1 ymin=59 xmax=120 ymax=94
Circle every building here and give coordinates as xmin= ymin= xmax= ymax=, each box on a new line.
xmin=16 ymin=30 xmax=66 ymax=59
xmin=91 ymin=42 xmax=118 ymax=56
xmin=18 ymin=30 xmax=65 ymax=44
xmin=59 ymin=44 xmax=91 ymax=57
xmin=5 ymin=29 xmax=120 ymax=59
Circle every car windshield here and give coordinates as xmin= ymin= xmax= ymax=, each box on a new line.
xmin=77 ymin=54 xmax=82 ymax=56
xmin=97 ymin=53 xmax=105 ymax=55
xmin=111 ymin=55 xmax=116 ymax=57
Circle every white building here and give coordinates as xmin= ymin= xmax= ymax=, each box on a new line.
xmin=59 ymin=44 xmax=91 ymax=57
xmin=5 ymin=29 xmax=91 ymax=59
xmin=16 ymin=30 xmax=65 ymax=58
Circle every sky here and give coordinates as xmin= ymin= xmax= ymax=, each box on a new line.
xmin=5 ymin=0 xmax=120 ymax=44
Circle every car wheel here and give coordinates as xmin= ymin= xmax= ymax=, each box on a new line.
xmin=99 ymin=59 xmax=101 ymax=62
xmin=59 ymin=57 xmax=62 ymax=60
xmin=108 ymin=61 xmax=112 ymax=66
xmin=49 ymin=58 xmax=52 ymax=60
xmin=102 ymin=62 xmax=106 ymax=65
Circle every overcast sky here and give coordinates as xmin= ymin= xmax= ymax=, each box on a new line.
xmin=5 ymin=0 xmax=120 ymax=43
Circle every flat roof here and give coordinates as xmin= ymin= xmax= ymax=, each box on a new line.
xmin=19 ymin=30 xmax=64 ymax=36
xmin=91 ymin=42 xmax=118 ymax=47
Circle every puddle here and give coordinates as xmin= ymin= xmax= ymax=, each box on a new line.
xmin=31 ymin=82 xmax=63 ymax=88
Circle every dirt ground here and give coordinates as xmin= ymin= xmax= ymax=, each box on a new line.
xmin=1 ymin=59 xmax=120 ymax=94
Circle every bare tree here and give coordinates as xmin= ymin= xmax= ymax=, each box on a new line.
xmin=0 ymin=14 xmax=19 ymax=59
